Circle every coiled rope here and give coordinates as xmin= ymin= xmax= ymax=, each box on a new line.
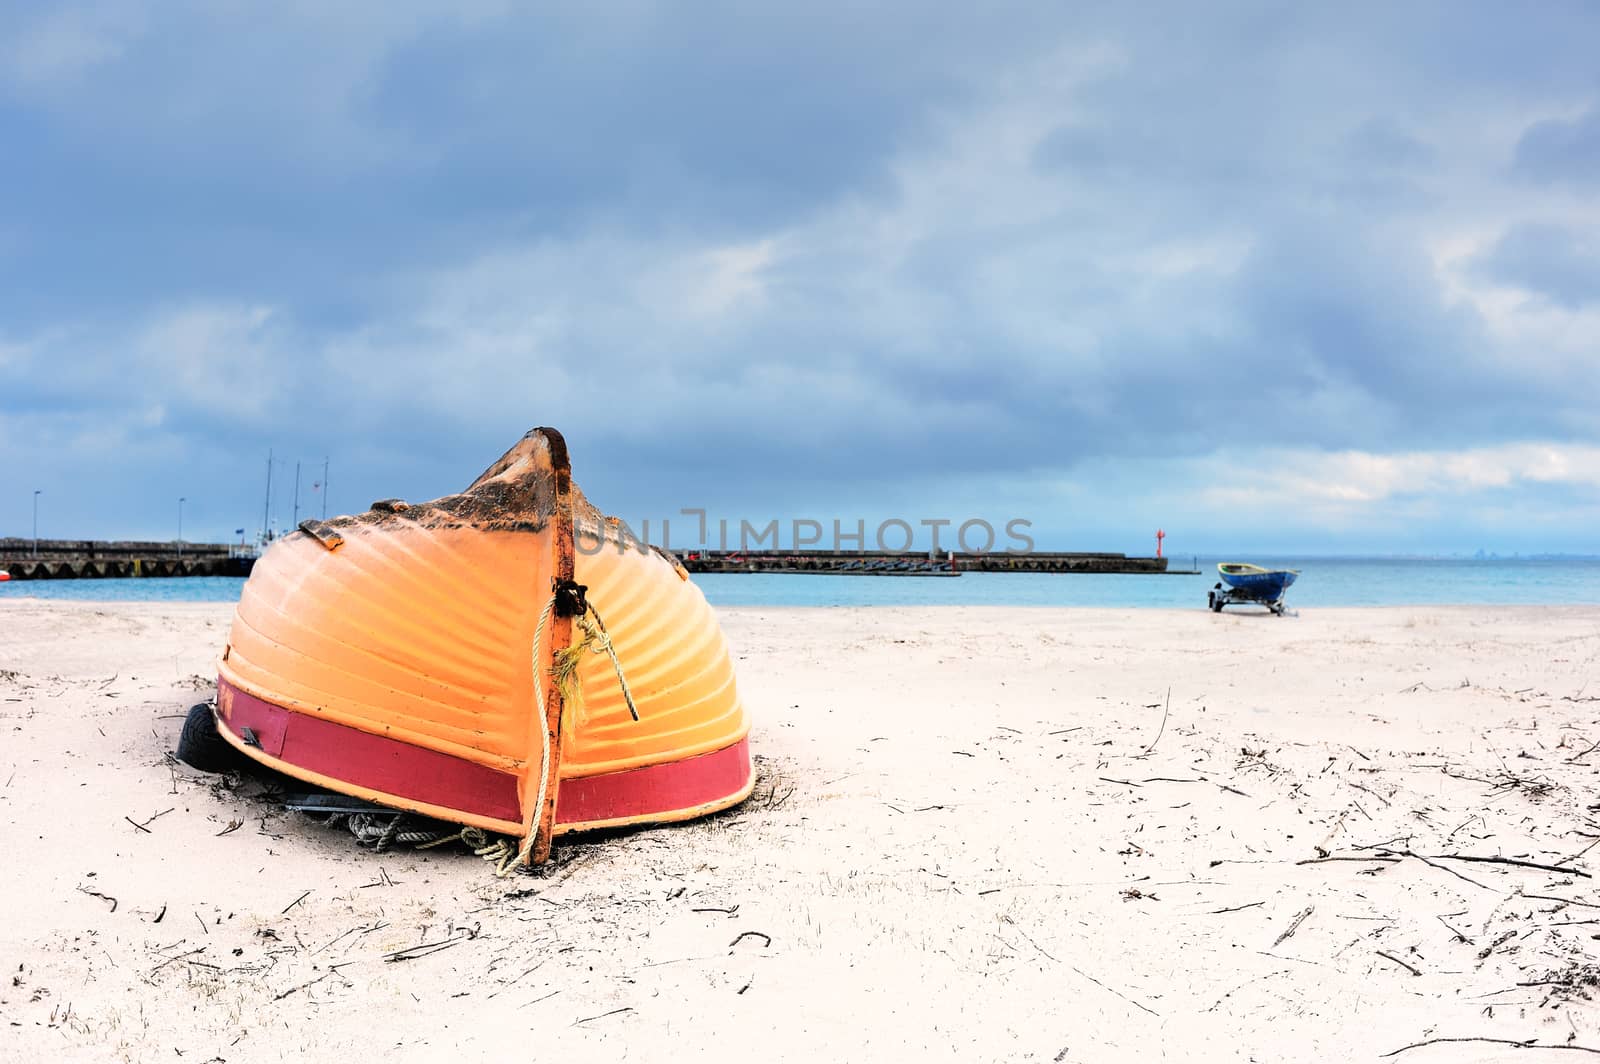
xmin=342 ymin=812 xmax=448 ymax=851
xmin=334 ymin=813 xmax=520 ymax=874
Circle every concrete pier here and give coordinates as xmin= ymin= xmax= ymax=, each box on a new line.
xmin=678 ymin=549 xmax=1173 ymax=575
xmin=2 ymin=540 xmax=1181 ymax=580
xmin=0 ymin=539 xmax=256 ymax=580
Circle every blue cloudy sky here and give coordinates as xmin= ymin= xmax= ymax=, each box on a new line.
xmin=2 ymin=2 xmax=1597 ymax=555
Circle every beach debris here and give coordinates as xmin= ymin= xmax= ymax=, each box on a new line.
xmin=1477 ymin=930 xmax=1517 ymax=961
xmin=1067 ymin=963 xmax=1159 ymax=1017
xmin=1435 ymin=915 xmax=1472 ymax=943
xmin=1380 ymin=1036 xmax=1600 ymax=1058
xmin=147 ymin=947 xmax=206 ymax=976
xmin=1272 ymin=906 xmax=1314 ymax=947
xmin=1518 ymin=961 xmax=1600 ymax=1004
xmin=1302 ymin=849 xmax=1587 ymax=879
xmin=750 ymin=770 xmax=796 ymax=809
xmin=1565 ymin=736 xmax=1600 ymax=763
xmin=123 ymin=807 xmax=173 ymax=833
xmin=1375 ymin=950 xmax=1421 ymax=976
xmin=75 ymin=886 xmax=117 ymax=913
xmin=1137 ymin=687 xmax=1171 ymax=756
xmin=272 ymin=965 xmax=352 ymax=1001
xmin=383 ymin=932 xmax=471 ymax=963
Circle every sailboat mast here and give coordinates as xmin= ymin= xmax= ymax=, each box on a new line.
xmin=262 ymin=449 xmax=273 ymax=542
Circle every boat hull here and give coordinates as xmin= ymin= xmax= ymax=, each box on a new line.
xmin=1218 ymin=568 xmax=1298 ymax=601
xmin=213 ymin=429 xmax=754 ymax=853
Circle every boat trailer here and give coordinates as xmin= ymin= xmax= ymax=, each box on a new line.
xmin=1207 ymin=582 xmax=1291 ymax=616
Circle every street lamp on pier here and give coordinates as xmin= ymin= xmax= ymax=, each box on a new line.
xmin=178 ymin=497 xmax=186 ymax=559
xmin=32 ymin=490 xmax=41 ymax=558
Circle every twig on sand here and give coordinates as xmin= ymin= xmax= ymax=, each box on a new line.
xmin=148 ymin=947 xmax=205 ymax=976
xmin=281 ymin=890 xmax=311 ymax=914
xmin=383 ymin=935 xmax=466 ymax=962
xmin=272 ymin=965 xmax=350 ymax=1001
xmin=1068 ymin=964 xmax=1159 ymax=1016
xmin=124 ymin=808 xmax=174 ymax=833
xmin=1160 ymin=776 xmax=1248 ymax=797
xmin=1346 ymin=780 xmax=1391 ymax=807
xmin=1403 ymin=852 xmax=1497 ymax=892
xmin=728 ymin=931 xmax=771 ymax=949
xmin=1302 ymin=850 xmax=1587 ymax=879
xmin=1210 ymin=901 xmax=1265 ymax=914
xmin=487 ymin=960 xmax=547 ymax=999
xmin=1375 ymin=950 xmax=1421 ymax=976
xmin=1381 ymin=1036 xmax=1600 ymax=1057
xmin=1521 ymin=893 xmax=1600 ymax=911
xmin=1566 ymin=737 xmax=1600 ymax=764
xmin=76 ymin=886 xmax=118 ymax=913
xmin=571 ymin=1006 xmax=633 ymax=1027
xmin=1272 ymin=906 xmax=1313 ymax=947
xmin=1432 ymin=853 xmax=1590 ymax=878
xmin=1354 ymin=834 xmax=1411 ymax=851
xmin=519 ymin=989 xmax=561 ymax=1010
xmin=1138 ymin=688 xmax=1171 ymax=757
xmin=1005 ymin=920 xmax=1058 ymax=962
xmin=313 ymin=925 xmax=361 ymax=956
xmin=1306 ymin=850 xmax=1499 ymax=892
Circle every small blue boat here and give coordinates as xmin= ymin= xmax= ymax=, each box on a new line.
xmin=1210 ymin=563 xmax=1299 ymax=614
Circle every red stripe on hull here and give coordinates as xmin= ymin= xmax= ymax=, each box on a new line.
xmin=215 ymin=679 xmax=751 ymax=831
xmin=556 ymin=739 xmax=752 ymax=827
xmin=218 ymin=680 xmax=524 ymax=822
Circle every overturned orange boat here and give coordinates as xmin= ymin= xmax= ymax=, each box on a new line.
xmin=211 ymin=428 xmax=752 ymax=865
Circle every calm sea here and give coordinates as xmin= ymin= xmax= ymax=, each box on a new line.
xmin=3 ymin=558 xmax=1598 ymax=607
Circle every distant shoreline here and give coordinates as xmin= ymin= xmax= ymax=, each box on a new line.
xmin=4 ymin=558 xmax=1600 ymax=610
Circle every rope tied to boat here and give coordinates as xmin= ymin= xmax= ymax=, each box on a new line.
xmin=517 ymin=592 xmax=561 ymax=872
xmin=560 ymin=603 xmax=641 ymax=723
xmin=512 ymin=582 xmax=643 ymax=870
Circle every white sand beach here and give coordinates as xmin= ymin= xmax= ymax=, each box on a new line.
xmin=2 ymin=601 xmax=1598 ymax=1062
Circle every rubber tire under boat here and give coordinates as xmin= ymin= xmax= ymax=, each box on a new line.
xmin=177 ymin=702 xmax=241 ymax=773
